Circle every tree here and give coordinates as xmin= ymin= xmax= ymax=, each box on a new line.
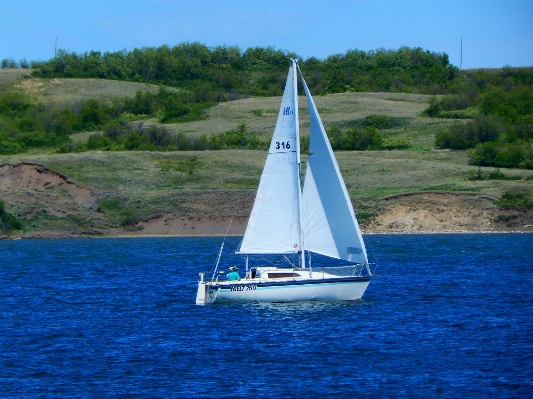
xmin=80 ymin=99 xmax=106 ymax=127
xmin=435 ymin=115 xmax=502 ymax=150
xmin=326 ymin=67 xmax=346 ymax=93
xmin=19 ymin=59 xmax=30 ymax=69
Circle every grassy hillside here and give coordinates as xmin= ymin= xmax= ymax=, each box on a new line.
xmin=0 ymin=68 xmax=32 ymax=89
xmin=1 ymin=71 xmax=532 ymax=236
xmin=2 ymin=69 xmax=174 ymax=105
xmin=3 ymin=69 xmax=453 ymax=146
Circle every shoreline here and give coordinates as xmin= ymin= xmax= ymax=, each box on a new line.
xmin=3 ymin=228 xmax=533 ymax=240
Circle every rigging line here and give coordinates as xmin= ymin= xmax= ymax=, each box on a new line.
xmin=232 ymin=234 xmax=244 ymax=254
xmin=210 ymin=218 xmax=234 ymax=280
xmin=210 ymin=239 xmax=225 ymax=281
xmin=364 ymin=235 xmax=379 ymax=275
xmin=258 ymin=255 xmax=276 ymax=265
xmin=283 ymin=255 xmax=297 ymax=268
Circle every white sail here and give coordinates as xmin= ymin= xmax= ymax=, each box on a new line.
xmin=238 ymin=63 xmax=302 ymax=254
xmin=299 ymin=67 xmax=369 ymax=264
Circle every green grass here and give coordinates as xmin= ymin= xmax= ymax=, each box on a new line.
xmin=98 ymin=197 xmax=143 ymax=225
xmin=23 ymin=213 xmax=105 ymax=234
xmin=422 ymin=183 xmax=482 ymax=191
xmin=468 ymin=167 xmax=527 ymax=181
xmin=76 ymin=89 xmax=435 ymax=141
xmin=0 ymin=69 xmax=31 ymax=89
xmin=157 ymin=157 xmax=200 ymax=174
xmin=14 ymin=76 xmax=176 ymax=106
xmin=433 ymin=107 xmax=479 ymax=119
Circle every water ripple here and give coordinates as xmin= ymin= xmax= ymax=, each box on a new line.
xmin=0 ymin=234 xmax=532 ymax=398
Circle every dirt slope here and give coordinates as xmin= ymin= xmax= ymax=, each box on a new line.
xmin=0 ymin=163 xmax=98 ymax=216
xmin=367 ymin=192 xmax=496 ymax=233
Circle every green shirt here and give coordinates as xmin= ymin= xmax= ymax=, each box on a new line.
xmin=227 ymin=271 xmax=241 ymax=281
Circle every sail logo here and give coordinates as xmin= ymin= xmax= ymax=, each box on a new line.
xmin=283 ymin=107 xmax=293 ymax=115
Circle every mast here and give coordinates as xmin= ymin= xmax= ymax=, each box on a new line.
xmin=292 ymin=58 xmax=306 ymax=270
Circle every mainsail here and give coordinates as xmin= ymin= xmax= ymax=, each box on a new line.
xmin=238 ymin=64 xmax=302 ymax=254
xmin=298 ymin=66 xmax=369 ymax=264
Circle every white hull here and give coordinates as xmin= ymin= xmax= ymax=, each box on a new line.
xmin=213 ymin=279 xmax=370 ymax=304
xmin=196 ymin=268 xmax=371 ymax=305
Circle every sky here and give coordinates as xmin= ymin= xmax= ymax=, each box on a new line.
xmin=1 ymin=0 xmax=532 ymax=69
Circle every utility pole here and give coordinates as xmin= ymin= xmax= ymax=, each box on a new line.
xmin=55 ymin=38 xmax=57 ymax=58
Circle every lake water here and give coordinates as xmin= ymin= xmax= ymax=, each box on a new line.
xmin=1 ymin=234 xmax=532 ymax=398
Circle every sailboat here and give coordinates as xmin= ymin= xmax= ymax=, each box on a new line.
xmin=196 ymin=59 xmax=373 ymax=305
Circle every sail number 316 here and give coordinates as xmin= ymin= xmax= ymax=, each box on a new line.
xmin=275 ymin=141 xmax=290 ymax=150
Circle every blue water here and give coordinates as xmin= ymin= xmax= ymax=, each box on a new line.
xmin=1 ymin=234 xmax=532 ymax=398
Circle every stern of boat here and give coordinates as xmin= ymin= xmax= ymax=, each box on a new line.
xmin=195 ymin=273 xmax=207 ymax=305
xmin=196 ymin=273 xmax=220 ymax=305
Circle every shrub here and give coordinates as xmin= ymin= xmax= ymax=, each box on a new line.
xmin=56 ymin=139 xmax=84 ymax=153
xmin=433 ymin=107 xmax=478 ymax=119
xmin=468 ymin=141 xmax=533 ymax=169
xmin=435 ymin=115 xmax=503 ymax=150
xmin=124 ymin=131 xmax=147 ymax=150
xmin=469 ymin=167 xmax=523 ymax=180
xmin=0 ymin=85 xmax=219 ymax=154
xmin=468 ymin=142 xmax=499 ymax=166
xmin=0 ymin=92 xmax=32 ymax=117
xmin=435 ymin=123 xmax=476 ymax=149
xmin=424 ymin=95 xmax=471 ymax=117
xmin=481 ymin=86 xmax=533 ymax=123
xmin=382 ymin=136 xmax=410 ymax=150
xmin=495 ymin=192 xmax=533 ymax=209
xmin=363 ymin=114 xmax=392 ymax=129
xmin=200 ymin=123 xmax=268 ymax=150
xmin=0 ymin=200 xmax=23 ymax=233
xmin=329 ymin=126 xmax=382 ymax=151
xmin=80 ymin=99 xmax=107 ymax=128
xmin=0 ymin=140 xmax=25 ymax=154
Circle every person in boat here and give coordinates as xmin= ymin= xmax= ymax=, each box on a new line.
xmin=227 ymin=266 xmax=241 ymax=281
